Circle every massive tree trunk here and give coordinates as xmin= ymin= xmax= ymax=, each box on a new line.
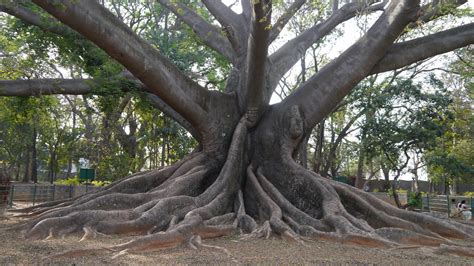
xmin=1 ymin=0 xmax=474 ymax=257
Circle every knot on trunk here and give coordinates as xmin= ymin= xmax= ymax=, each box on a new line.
xmin=289 ymin=105 xmax=303 ymax=140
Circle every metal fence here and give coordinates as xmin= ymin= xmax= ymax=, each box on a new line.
xmin=3 ymin=183 xmax=102 ymax=207
xmin=1 ymin=185 xmax=472 ymax=219
xmin=372 ymin=192 xmax=473 ymax=218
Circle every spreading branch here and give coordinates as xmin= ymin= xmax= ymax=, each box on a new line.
xmin=371 ymin=23 xmax=474 ymax=74
xmin=157 ymin=0 xmax=236 ymax=63
xmin=32 ymin=0 xmax=209 ymax=131
xmin=0 ymin=3 xmax=70 ymax=36
xmin=0 ymin=79 xmax=92 ymax=96
xmin=0 ymin=78 xmax=199 ymax=140
xmin=0 ymin=2 xmax=199 ymax=138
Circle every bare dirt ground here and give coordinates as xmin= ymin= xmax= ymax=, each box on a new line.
xmin=1 ymin=216 xmax=473 ymax=265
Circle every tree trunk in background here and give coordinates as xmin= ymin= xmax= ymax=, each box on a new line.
xmin=449 ymin=178 xmax=457 ymax=195
xmin=313 ymin=120 xmax=325 ymax=173
xmin=381 ymin=163 xmax=391 ymax=192
xmin=160 ymin=135 xmax=166 ymax=167
xmin=391 ymin=180 xmax=402 ymax=208
xmin=31 ymin=125 xmax=38 ymax=183
xmin=22 ymin=150 xmax=30 ymax=183
xmin=355 ymin=143 xmax=365 ymax=189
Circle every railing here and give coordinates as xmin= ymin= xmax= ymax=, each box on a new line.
xmin=1 ymin=185 xmax=472 ymax=220
xmin=2 ymin=183 xmax=102 ymax=207
xmin=370 ymin=192 xmax=472 ymax=219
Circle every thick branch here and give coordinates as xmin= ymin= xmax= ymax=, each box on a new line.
xmin=241 ymin=0 xmax=252 ymax=21
xmin=33 ymin=0 xmax=209 ymax=132
xmin=241 ymin=0 xmax=272 ymax=123
xmin=267 ymin=1 xmax=385 ymax=94
xmin=0 ymin=78 xmax=199 ymax=140
xmin=280 ymin=0 xmax=421 ymax=130
xmin=201 ymin=0 xmax=245 ymax=54
xmin=157 ymin=0 xmax=236 ymax=63
xmin=407 ymin=0 xmax=467 ymax=29
xmin=371 ymin=23 xmax=474 ymax=74
xmin=146 ymin=94 xmax=199 ymax=140
xmin=269 ymin=0 xmax=306 ymax=44
xmin=0 ymin=79 xmax=92 ymax=96
xmin=0 ymin=3 xmax=70 ymax=36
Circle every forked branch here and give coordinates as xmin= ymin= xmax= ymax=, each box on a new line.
xmin=280 ymin=0 xmax=421 ymax=129
xmin=201 ymin=0 xmax=246 ymax=54
xmin=267 ymin=1 xmax=386 ymax=94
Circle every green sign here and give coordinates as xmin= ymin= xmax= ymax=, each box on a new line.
xmin=79 ymin=168 xmax=95 ymax=180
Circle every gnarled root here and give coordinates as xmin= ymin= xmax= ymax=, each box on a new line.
xmin=17 ymin=122 xmax=474 ymax=259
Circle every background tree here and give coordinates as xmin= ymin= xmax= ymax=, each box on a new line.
xmin=426 ymin=48 xmax=474 ymax=194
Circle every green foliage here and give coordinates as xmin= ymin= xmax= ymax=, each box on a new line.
xmin=463 ymin=192 xmax=474 ymax=197
xmin=54 ymin=177 xmax=109 ymax=187
xmin=91 ymin=180 xmax=111 ymax=187
xmin=407 ymin=192 xmax=422 ymax=208
xmin=55 ymin=177 xmax=81 ymax=186
xmin=359 ymin=77 xmax=453 ymax=175
xmin=425 ymin=50 xmax=474 ymax=185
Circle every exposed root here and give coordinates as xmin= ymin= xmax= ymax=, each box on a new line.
xmin=434 ymin=244 xmax=474 ymax=258
xmin=16 ymin=120 xmax=474 ymax=260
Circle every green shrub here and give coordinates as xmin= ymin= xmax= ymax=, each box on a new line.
xmin=373 ymin=188 xmax=380 ymax=193
xmin=55 ymin=177 xmax=81 ymax=186
xmin=91 ymin=180 xmax=111 ymax=187
xmin=407 ymin=192 xmax=422 ymax=208
xmin=463 ymin=192 xmax=474 ymax=197
xmin=55 ymin=177 xmax=110 ymax=187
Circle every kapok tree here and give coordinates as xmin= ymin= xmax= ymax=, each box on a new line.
xmin=1 ymin=0 xmax=474 ymax=255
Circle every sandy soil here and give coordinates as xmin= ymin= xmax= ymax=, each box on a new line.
xmin=1 ymin=216 xmax=473 ymax=265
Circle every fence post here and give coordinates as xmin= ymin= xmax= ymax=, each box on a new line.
xmin=32 ymin=184 xmax=37 ymax=206
xmin=8 ymin=184 xmax=14 ymax=208
xmin=447 ymin=194 xmax=450 ymax=217
xmin=426 ymin=194 xmax=429 ymax=211
xmin=420 ymin=193 xmax=423 ymax=212
xmin=471 ymin=197 xmax=473 ymax=218
xmin=52 ymin=184 xmax=56 ymax=201
xmin=85 ymin=183 xmax=89 ymax=193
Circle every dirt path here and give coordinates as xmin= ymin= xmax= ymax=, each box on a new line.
xmin=1 ymin=217 xmax=473 ymax=265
